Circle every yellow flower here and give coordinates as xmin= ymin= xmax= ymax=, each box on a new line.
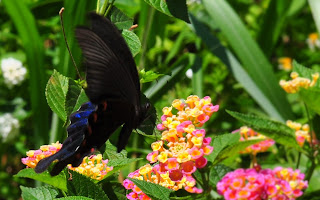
xmin=279 ymin=72 xmax=319 ymax=93
xmin=158 ymin=152 xmax=168 ymax=163
xmin=278 ymin=57 xmax=292 ymax=71
xmin=163 ymin=106 xmax=173 ymax=116
xmin=191 ymin=136 xmax=203 ymax=147
xmin=176 ymin=151 xmax=191 ymax=163
xmin=151 ymin=141 xmax=163 ymax=151
xmin=307 ymin=33 xmax=320 ymax=51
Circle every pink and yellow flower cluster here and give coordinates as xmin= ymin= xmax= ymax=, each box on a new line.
xmin=123 ymin=95 xmax=218 ymax=199
xmin=21 ymin=142 xmax=113 ymax=180
xmin=21 ymin=141 xmax=62 ymax=168
xmin=286 ymin=120 xmax=316 ymax=147
xmin=279 ymin=71 xmax=319 ymax=93
xmin=68 ymin=154 xmax=113 ymax=180
xmin=217 ymin=167 xmax=308 ymax=200
xmin=235 ymin=126 xmax=275 ymax=155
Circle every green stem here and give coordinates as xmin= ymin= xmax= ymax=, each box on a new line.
xmin=304 ymin=103 xmax=314 ymax=148
xmin=99 ymin=0 xmax=109 ymax=15
xmin=138 ymin=6 xmax=155 ymax=70
xmin=49 ymin=113 xmax=59 ymax=143
xmin=96 ymin=0 xmax=100 ymax=13
xmin=305 ymin=158 xmax=316 ymax=182
xmin=104 ymin=0 xmax=116 ymax=17
xmin=61 ymin=190 xmax=67 ymax=197
xmin=296 ymin=152 xmax=301 ymax=169
xmin=201 ymin=170 xmax=208 ymax=192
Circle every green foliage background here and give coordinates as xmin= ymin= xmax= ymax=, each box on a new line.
xmin=1 ymin=0 xmax=320 ymax=199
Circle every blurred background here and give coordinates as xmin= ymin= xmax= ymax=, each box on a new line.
xmin=1 ymin=0 xmax=320 ymax=199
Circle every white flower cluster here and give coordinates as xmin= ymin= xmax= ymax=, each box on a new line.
xmin=0 ymin=113 xmax=20 ymax=142
xmin=1 ymin=57 xmax=27 ymax=88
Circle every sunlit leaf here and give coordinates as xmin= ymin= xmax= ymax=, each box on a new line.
xmin=15 ymin=168 xmax=67 ymax=192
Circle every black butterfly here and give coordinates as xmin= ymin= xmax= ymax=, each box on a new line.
xmin=35 ymin=13 xmax=154 ymax=176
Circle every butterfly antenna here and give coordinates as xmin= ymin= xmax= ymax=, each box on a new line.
xmin=59 ymin=7 xmax=83 ymax=80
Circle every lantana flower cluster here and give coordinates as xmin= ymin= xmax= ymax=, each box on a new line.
xmin=235 ymin=126 xmax=275 ymax=155
xmin=278 ymin=57 xmax=292 ymax=71
xmin=279 ymin=71 xmax=319 ymax=93
xmin=306 ymin=32 xmax=320 ymax=51
xmin=286 ymin=120 xmax=318 ymax=147
xmin=68 ymin=154 xmax=113 ymax=180
xmin=21 ymin=142 xmax=113 ymax=180
xmin=123 ymin=95 xmax=219 ymax=199
xmin=21 ymin=141 xmax=62 ymax=168
xmin=217 ymin=167 xmax=308 ymax=200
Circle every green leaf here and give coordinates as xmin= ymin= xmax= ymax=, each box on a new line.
xmin=103 ymin=182 xmax=127 ymax=200
xmin=209 ymin=164 xmax=233 ymax=186
xmin=106 ymin=158 xmax=143 ymax=178
xmin=21 ymin=185 xmax=59 ymax=200
xmin=207 ymin=133 xmax=239 ymax=162
xmin=226 ymin=110 xmax=301 ymax=150
xmin=15 ymin=168 xmax=67 ymax=192
xmin=143 ymin=0 xmax=190 ymax=22
xmin=103 ymin=140 xmax=127 ymax=160
xmin=67 ymin=170 xmax=109 ymax=199
xmin=65 ymin=79 xmax=88 ymax=118
xmin=190 ymin=14 xmax=289 ymax=122
xmin=139 ymin=69 xmax=164 ymax=83
xmin=309 ymin=0 xmax=320 ymax=35
xmin=122 ymin=29 xmax=141 ymax=57
xmin=214 ymin=139 xmax=264 ymax=165
xmin=202 ymin=0 xmax=293 ymax=122
xmin=257 ymin=0 xmax=292 ymax=56
xmin=300 ymin=88 xmax=320 ymax=115
xmin=128 ymin=178 xmax=173 ymax=200
xmin=293 ymin=60 xmax=320 ymax=88
xmin=145 ymin=54 xmax=196 ymax=102
xmin=46 ymin=70 xmax=69 ymax=122
xmin=109 ymin=6 xmax=133 ymax=30
xmin=55 ymin=197 xmax=93 ymax=200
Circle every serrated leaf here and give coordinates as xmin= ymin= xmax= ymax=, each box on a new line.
xmin=122 ymin=29 xmax=141 ymax=57
xmin=143 ymin=0 xmax=190 ymax=22
xmin=226 ymin=110 xmax=301 ymax=150
xmin=128 ymin=178 xmax=173 ymax=200
xmin=65 ymin=79 xmax=88 ymax=118
xmin=139 ymin=69 xmax=164 ymax=83
xmin=67 ymin=170 xmax=109 ymax=199
xmin=300 ymin=88 xmax=320 ymax=115
xmin=21 ymin=185 xmax=59 ymax=200
xmin=109 ymin=6 xmax=133 ymax=30
xmin=207 ymin=133 xmax=240 ymax=162
xmin=103 ymin=140 xmax=127 ymax=160
xmin=103 ymin=182 xmax=127 ymax=200
xmin=55 ymin=197 xmax=93 ymax=200
xmin=209 ymin=164 xmax=233 ymax=186
xmin=293 ymin=60 xmax=320 ymax=88
xmin=105 ymin=158 xmax=143 ymax=178
xmin=213 ymin=139 xmax=264 ymax=165
xmin=46 ymin=70 xmax=69 ymax=121
xmin=15 ymin=168 xmax=67 ymax=192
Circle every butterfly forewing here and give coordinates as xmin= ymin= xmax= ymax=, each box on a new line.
xmin=89 ymin=13 xmax=140 ymax=94
xmin=76 ymin=14 xmax=140 ymax=107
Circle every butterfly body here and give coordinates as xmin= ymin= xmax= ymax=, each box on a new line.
xmin=35 ymin=13 xmax=152 ymax=176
